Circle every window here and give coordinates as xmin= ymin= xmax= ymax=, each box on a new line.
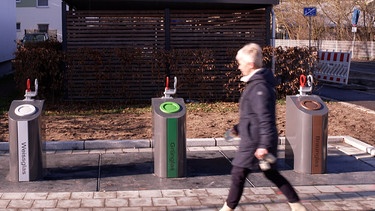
xmin=16 ymin=23 xmax=21 ymax=31
xmin=38 ymin=24 xmax=49 ymax=33
xmin=37 ymin=0 xmax=48 ymax=7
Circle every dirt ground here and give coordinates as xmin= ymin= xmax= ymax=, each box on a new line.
xmin=0 ymin=102 xmax=374 ymax=146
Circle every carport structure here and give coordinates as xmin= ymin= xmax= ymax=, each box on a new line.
xmin=62 ymin=0 xmax=279 ymax=102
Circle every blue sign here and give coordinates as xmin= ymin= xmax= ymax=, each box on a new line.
xmin=352 ymin=8 xmax=360 ymax=26
xmin=304 ymin=7 xmax=317 ymax=16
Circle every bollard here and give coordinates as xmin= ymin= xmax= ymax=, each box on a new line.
xmin=152 ymin=77 xmax=187 ymax=178
xmin=285 ymin=75 xmax=328 ymax=174
xmin=8 ymin=79 xmax=45 ymax=181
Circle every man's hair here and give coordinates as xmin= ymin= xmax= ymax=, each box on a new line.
xmin=236 ymin=43 xmax=263 ymax=68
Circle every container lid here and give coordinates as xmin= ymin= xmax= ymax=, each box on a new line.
xmin=14 ymin=104 xmax=36 ymax=116
xmin=300 ymin=100 xmax=322 ymax=110
xmin=160 ymin=102 xmax=181 ymax=113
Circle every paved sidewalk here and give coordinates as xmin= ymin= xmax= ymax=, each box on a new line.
xmin=1 ymin=184 xmax=375 ymax=210
xmin=1 ymin=137 xmax=375 ymax=210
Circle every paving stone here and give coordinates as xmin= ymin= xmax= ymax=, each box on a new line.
xmin=116 ymin=191 xmax=139 ymax=198
xmin=80 ymin=199 xmax=105 ymax=208
xmin=302 ymin=202 xmax=320 ymax=211
xmin=218 ymin=146 xmax=237 ymax=151
xmin=161 ymin=189 xmax=185 ymax=197
xmin=47 ymin=192 xmax=71 ymax=200
xmin=204 ymin=146 xmax=221 ymax=151
xmin=188 ymin=205 xmax=218 ymax=211
xmin=65 ymin=208 xmax=92 ymax=211
xmin=1 ymin=193 xmax=25 ymax=200
xmin=139 ymin=190 xmax=162 ymax=198
xmin=298 ymin=193 xmax=319 ymax=202
xmin=198 ymin=195 xmax=224 ymax=205
xmin=335 ymin=192 xmax=362 ymax=200
xmin=264 ymin=202 xmax=290 ymax=211
xmin=24 ymin=192 xmax=48 ymax=200
xmin=89 ymin=149 xmax=106 ymax=154
xmin=56 ymin=199 xmax=81 ymax=208
xmin=336 ymin=185 xmax=364 ymax=192
xmin=138 ymin=148 xmax=152 ymax=152
xmin=313 ymin=193 xmax=342 ymax=201
xmin=7 ymin=199 xmax=33 ymax=209
xmin=357 ymin=184 xmax=375 ymax=191
xmin=268 ymin=194 xmax=287 ymax=203
xmin=206 ymin=188 xmax=229 ymax=196
xmin=0 ymin=200 xmax=10 ymax=208
xmin=357 ymin=191 xmax=375 ymax=200
xmin=94 ymin=192 xmax=117 ymax=199
xmin=117 ymin=208 xmax=142 ymax=211
xmin=312 ymin=201 xmax=344 ymax=210
xmin=238 ymin=203 xmax=268 ymax=211
xmin=71 ymin=192 xmax=94 ymax=199
xmin=93 ymin=208 xmax=117 ymax=211
xmin=251 ymin=187 xmax=276 ymax=195
xmin=128 ymin=198 xmax=152 ymax=207
xmin=187 ymin=147 xmax=205 ymax=152
xmin=43 ymin=208 xmax=68 ymax=211
xmin=105 ymin=198 xmax=129 ymax=207
xmin=72 ymin=150 xmax=90 ymax=155
xmin=243 ymin=194 xmax=272 ymax=203
xmin=152 ymin=197 xmax=177 ymax=206
xmin=32 ymin=199 xmax=57 ymax=208
xmin=141 ymin=207 xmax=167 ymax=211
xmin=294 ymin=186 xmax=320 ymax=194
xmin=184 ymin=189 xmax=208 ymax=197
xmin=122 ymin=149 xmax=139 ymax=153
xmin=105 ymin=149 xmax=123 ymax=154
xmin=334 ymin=200 xmax=368 ymax=210
xmin=359 ymin=200 xmax=375 ymax=209
xmin=176 ymin=196 xmax=201 ymax=206
xmin=315 ymin=185 xmax=342 ymax=193
xmin=167 ymin=206 xmax=193 ymax=211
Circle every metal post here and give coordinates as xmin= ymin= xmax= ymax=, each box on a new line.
xmin=164 ymin=8 xmax=171 ymax=77
xmin=309 ymin=16 xmax=312 ymax=50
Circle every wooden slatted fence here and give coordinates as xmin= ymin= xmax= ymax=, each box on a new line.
xmin=65 ymin=9 xmax=268 ymax=102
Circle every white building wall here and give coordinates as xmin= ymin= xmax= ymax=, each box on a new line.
xmin=0 ymin=0 xmax=16 ymax=63
xmin=0 ymin=0 xmax=16 ymax=76
xmin=16 ymin=0 xmax=62 ymax=41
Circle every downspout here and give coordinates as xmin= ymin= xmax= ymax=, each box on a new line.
xmin=271 ymin=7 xmax=276 ymax=74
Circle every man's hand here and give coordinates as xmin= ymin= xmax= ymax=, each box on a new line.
xmin=254 ymin=148 xmax=268 ymax=160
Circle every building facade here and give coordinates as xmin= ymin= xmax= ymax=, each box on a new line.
xmin=0 ymin=0 xmax=16 ymax=76
xmin=16 ymin=0 xmax=63 ymax=41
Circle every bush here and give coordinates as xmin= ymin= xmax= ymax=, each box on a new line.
xmin=13 ymin=41 xmax=64 ymax=102
xmin=263 ymin=46 xmax=317 ymax=99
xmin=12 ymin=43 xmax=316 ymax=103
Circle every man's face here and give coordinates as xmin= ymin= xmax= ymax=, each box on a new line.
xmin=237 ymin=59 xmax=253 ymax=76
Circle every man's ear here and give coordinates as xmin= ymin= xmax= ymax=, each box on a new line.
xmin=248 ymin=62 xmax=255 ymax=69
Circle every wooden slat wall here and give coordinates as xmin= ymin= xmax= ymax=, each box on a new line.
xmin=169 ymin=9 xmax=266 ymax=101
xmin=65 ymin=9 xmax=267 ymax=102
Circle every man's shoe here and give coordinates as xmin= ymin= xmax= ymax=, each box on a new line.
xmin=219 ymin=202 xmax=234 ymax=211
xmin=288 ymin=202 xmax=307 ymax=211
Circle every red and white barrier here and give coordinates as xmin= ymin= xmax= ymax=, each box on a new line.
xmin=314 ymin=51 xmax=352 ymax=85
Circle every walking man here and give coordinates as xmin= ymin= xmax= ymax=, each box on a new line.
xmin=220 ymin=43 xmax=306 ymax=211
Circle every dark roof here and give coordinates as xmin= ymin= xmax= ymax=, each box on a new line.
xmin=64 ymin=0 xmax=279 ymax=10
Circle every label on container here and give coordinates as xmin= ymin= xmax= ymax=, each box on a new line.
xmin=17 ymin=121 xmax=29 ymax=181
xmin=167 ymin=118 xmax=178 ymax=177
